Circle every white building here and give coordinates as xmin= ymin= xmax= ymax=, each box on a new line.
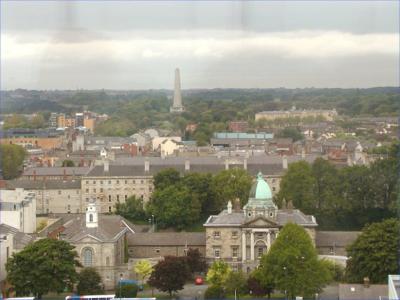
xmin=152 ymin=136 xmax=182 ymax=151
xmin=0 ymin=188 xmax=36 ymax=233
xmin=0 ymin=224 xmax=32 ymax=287
xmin=160 ymin=139 xmax=183 ymax=156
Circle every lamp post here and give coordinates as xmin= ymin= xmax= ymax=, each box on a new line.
xmin=283 ymin=266 xmax=287 ymax=300
xmin=119 ymin=273 xmax=123 ymax=300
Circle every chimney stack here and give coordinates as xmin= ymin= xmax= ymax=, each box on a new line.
xmin=227 ymin=201 xmax=232 ymax=214
xmin=243 ymin=158 xmax=247 ymax=170
xmin=103 ymin=160 xmax=109 ymax=173
xmin=282 ymin=155 xmax=288 ymax=169
xmin=185 ymin=159 xmax=190 ymax=171
xmin=145 ymin=160 xmax=150 ymax=172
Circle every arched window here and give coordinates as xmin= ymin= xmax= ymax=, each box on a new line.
xmin=89 ymin=214 xmax=93 ymax=222
xmin=83 ymin=248 xmax=93 ymax=266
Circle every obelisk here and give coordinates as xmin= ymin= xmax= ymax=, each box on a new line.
xmin=170 ymin=68 xmax=184 ymax=113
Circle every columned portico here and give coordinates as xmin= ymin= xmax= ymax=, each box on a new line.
xmin=250 ymin=231 xmax=255 ymax=260
xmin=204 ymin=172 xmax=318 ymax=273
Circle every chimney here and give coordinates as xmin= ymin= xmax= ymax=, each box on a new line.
xmin=227 ymin=201 xmax=232 ymax=214
xmin=243 ymin=158 xmax=247 ymax=170
xmin=144 ymin=160 xmax=150 ymax=172
xmin=282 ymin=155 xmax=288 ymax=169
xmin=225 ymin=159 xmax=229 ymax=170
xmin=103 ymin=160 xmax=109 ymax=173
xmin=185 ymin=160 xmax=190 ymax=171
xmin=233 ymin=198 xmax=241 ymax=212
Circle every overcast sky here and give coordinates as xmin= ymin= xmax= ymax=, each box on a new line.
xmin=1 ymin=1 xmax=399 ymax=90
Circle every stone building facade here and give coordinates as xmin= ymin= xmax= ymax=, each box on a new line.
xmin=46 ymin=201 xmax=135 ymax=290
xmin=204 ymin=172 xmax=317 ymax=273
xmin=6 ymin=180 xmax=82 ymax=214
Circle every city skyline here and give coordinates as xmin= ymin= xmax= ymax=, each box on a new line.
xmin=1 ymin=1 xmax=399 ymax=90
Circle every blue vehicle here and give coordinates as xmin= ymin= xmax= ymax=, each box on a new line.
xmin=118 ymin=279 xmax=144 ymax=291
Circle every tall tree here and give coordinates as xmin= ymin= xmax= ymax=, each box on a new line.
xmin=276 ymin=161 xmax=316 ymax=213
xmin=6 ymin=238 xmax=81 ymax=299
xmin=311 ymin=158 xmax=340 ymax=210
xmin=153 ymin=168 xmax=181 ymax=190
xmin=77 ymin=268 xmax=103 ymax=295
xmin=212 ymin=168 xmax=252 ymax=209
xmin=257 ymin=223 xmax=332 ymax=299
xmin=148 ymin=256 xmax=190 ymax=296
xmin=183 ymin=173 xmax=217 ymax=216
xmin=115 ymin=195 xmax=147 ymax=222
xmin=0 ymin=144 xmax=26 ymax=179
xmin=345 ymin=219 xmax=400 ymax=284
xmin=147 ymin=185 xmax=201 ymax=230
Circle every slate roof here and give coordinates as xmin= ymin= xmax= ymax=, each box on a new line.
xmin=6 ymin=179 xmax=81 ymax=190
xmin=22 ymin=167 xmax=91 ymax=176
xmin=87 ymin=154 xmax=320 ymax=177
xmin=57 ymin=214 xmax=135 ymax=243
xmin=128 ymin=232 xmax=206 ymax=246
xmin=315 ymin=231 xmax=360 ymax=247
xmin=204 ymin=209 xmax=317 ymax=227
xmin=0 ymin=223 xmax=33 ymax=249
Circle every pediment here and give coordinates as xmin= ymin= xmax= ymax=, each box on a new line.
xmin=242 ymin=216 xmax=279 ymax=228
xmin=71 ymin=234 xmax=103 ymax=244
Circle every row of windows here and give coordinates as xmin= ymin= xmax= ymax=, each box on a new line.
xmin=213 ymin=246 xmax=265 ymax=258
xmin=85 ymin=187 xmax=151 ymax=194
xmin=213 ymin=231 xmax=239 ymax=239
xmin=85 ymin=179 xmax=151 ymax=185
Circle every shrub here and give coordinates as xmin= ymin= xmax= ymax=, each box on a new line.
xmin=115 ymin=283 xmax=138 ymax=298
xmin=204 ymin=285 xmax=225 ymax=300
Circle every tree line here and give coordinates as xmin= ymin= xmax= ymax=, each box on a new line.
xmin=116 ymin=168 xmax=252 ymax=230
xmin=275 ymin=142 xmax=399 ymax=230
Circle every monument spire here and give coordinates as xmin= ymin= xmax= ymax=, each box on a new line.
xmin=170 ymin=68 xmax=184 ymax=113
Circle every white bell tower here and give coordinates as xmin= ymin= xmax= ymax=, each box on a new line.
xmin=86 ymin=199 xmax=98 ymax=228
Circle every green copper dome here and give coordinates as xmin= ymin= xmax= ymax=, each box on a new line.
xmin=249 ymin=172 xmax=273 ymax=200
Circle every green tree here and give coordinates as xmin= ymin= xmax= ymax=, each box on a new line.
xmin=224 ymin=270 xmax=248 ymax=296
xmin=0 ymin=144 xmax=26 ymax=179
xmin=134 ymin=260 xmax=153 ymax=282
xmin=276 ymin=161 xmax=316 ymax=213
xmin=206 ymin=260 xmax=232 ymax=287
xmin=212 ymin=168 xmax=252 ymax=209
xmin=148 ymin=256 xmax=190 ymax=297
xmin=77 ymin=268 xmax=103 ymax=295
xmin=258 ymin=223 xmax=332 ymax=299
xmin=62 ymin=160 xmax=75 ymax=167
xmin=204 ymin=285 xmax=225 ymax=300
xmin=345 ymin=219 xmax=400 ymax=284
xmin=148 ymin=185 xmax=201 ymax=230
xmin=6 ymin=238 xmax=81 ymax=299
xmin=276 ymin=127 xmax=304 ymax=142
xmin=311 ymin=158 xmax=340 ymax=210
xmin=153 ymin=168 xmax=181 ymax=190
xmin=115 ymin=196 xmax=147 ymax=222
xmin=3 ymin=114 xmax=29 ymax=129
xmin=31 ymin=114 xmax=46 ymax=129
xmin=183 ymin=173 xmax=217 ymax=216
